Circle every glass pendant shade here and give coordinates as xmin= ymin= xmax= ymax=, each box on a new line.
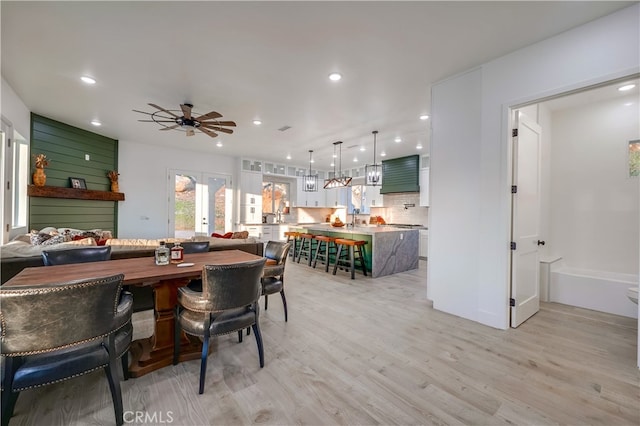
xmin=365 ymin=130 xmax=382 ymax=186
xmin=323 ymin=141 xmax=352 ymax=188
xmin=302 ymin=150 xmax=318 ymax=192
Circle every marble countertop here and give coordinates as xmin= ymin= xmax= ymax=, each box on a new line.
xmin=296 ymin=224 xmax=419 ymax=235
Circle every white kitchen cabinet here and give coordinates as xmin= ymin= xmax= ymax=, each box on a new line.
xmin=325 ymin=187 xmax=348 ymax=208
xmin=419 ymin=229 xmax=428 ymax=258
xmin=367 ymin=185 xmax=383 ymax=208
xmin=294 ymin=177 xmax=325 ymax=207
xmin=241 ymin=159 xmax=263 ymax=173
xmin=241 ymin=171 xmax=263 ymax=205
xmin=240 ymin=205 xmax=261 ymax=224
xmin=419 ymin=167 xmax=429 ymax=207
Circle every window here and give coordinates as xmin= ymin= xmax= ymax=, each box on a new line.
xmin=12 ymin=135 xmax=28 ymax=228
xmin=262 ymin=180 xmax=290 ymax=214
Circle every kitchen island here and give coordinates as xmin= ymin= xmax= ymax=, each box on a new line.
xmin=292 ymin=224 xmax=419 ymax=278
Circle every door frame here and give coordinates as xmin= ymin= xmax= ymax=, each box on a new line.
xmin=167 ymin=169 xmax=232 ymax=238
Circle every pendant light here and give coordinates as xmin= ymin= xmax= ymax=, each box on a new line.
xmin=323 ymin=141 xmax=352 ymax=188
xmin=365 ymin=130 xmax=382 ymax=186
xmin=302 ymin=150 xmax=318 ymax=192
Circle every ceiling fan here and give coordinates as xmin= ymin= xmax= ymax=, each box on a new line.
xmin=133 ymin=103 xmax=236 ymax=138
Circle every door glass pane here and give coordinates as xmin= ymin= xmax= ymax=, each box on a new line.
xmin=262 ymin=182 xmax=274 ymax=214
xmin=208 ymin=176 xmax=226 ymax=234
xmin=12 ymin=136 xmax=28 ymax=228
xmin=174 ymin=173 xmax=196 ymax=239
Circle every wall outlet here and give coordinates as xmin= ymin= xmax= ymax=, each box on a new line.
xmin=400 ymin=233 xmax=403 ymax=240
xmin=85 ymin=154 xmax=90 ymax=161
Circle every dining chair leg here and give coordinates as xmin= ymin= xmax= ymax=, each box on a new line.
xmin=280 ymin=290 xmax=288 ymax=322
xmin=237 ymin=330 xmax=243 ymax=343
xmin=121 ymin=351 xmax=129 ymax=380
xmin=105 ymin=337 xmax=124 ymax=426
xmin=1 ymin=358 xmax=19 ymax=426
xmin=199 ymin=321 xmax=211 ymax=395
xmin=264 ymin=294 xmax=269 ymax=311
xmin=251 ymin=322 xmax=265 ymax=368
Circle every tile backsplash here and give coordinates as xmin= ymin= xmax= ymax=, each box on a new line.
xmin=289 ymin=193 xmax=427 ymax=226
xmin=371 ymin=193 xmax=428 ymax=226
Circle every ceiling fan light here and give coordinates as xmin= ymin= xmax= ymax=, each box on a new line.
xmin=253 ymin=120 xmax=262 ymax=125
xmin=80 ymin=76 xmax=96 ymax=85
xmin=419 ymin=114 xmax=430 ymax=120
xmin=328 ymin=72 xmax=342 ymax=81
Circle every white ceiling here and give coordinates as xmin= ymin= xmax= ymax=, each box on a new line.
xmin=1 ymin=1 xmax=633 ymax=169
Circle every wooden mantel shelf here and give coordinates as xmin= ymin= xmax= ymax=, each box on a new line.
xmin=28 ymin=185 xmax=125 ymax=201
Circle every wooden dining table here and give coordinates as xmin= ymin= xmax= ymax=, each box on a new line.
xmin=3 ymin=249 xmax=263 ymax=378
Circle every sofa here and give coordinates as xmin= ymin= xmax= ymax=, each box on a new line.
xmin=1 ymin=234 xmax=264 ymax=285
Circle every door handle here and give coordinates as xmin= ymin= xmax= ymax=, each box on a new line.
xmin=537 ymin=240 xmax=546 ymax=246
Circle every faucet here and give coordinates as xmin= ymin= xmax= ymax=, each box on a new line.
xmin=351 ymin=208 xmax=360 ymax=228
xmin=276 ymin=210 xmax=282 ymax=223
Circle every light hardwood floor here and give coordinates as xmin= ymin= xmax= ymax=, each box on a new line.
xmin=7 ymin=260 xmax=639 ymax=425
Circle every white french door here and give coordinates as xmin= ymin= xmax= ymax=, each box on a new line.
xmin=1 ymin=118 xmax=28 ymax=244
xmin=510 ymin=111 xmax=543 ymax=327
xmin=168 ymin=169 xmax=231 ymax=238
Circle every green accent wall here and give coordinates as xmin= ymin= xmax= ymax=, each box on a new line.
xmin=29 ymin=114 xmax=119 ymax=233
xmin=380 ymin=154 xmax=420 ymax=194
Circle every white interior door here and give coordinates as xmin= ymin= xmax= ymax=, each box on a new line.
xmin=169 ymin=170 xmax=231 ymax=238
xmin=510 ymin=111 xmax=543 ymax=327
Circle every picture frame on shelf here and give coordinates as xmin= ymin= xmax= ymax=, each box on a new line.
xmin=69 ymin=177 xmax=87 ymax=189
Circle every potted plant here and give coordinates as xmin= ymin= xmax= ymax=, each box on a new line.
xmin=32 ymin=154 xmax=49 ymax=186
xmin=107 ymin=170 xmax=120 ymax=192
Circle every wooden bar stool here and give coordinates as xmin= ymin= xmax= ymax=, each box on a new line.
xmin=312 ymin=235 xmax=337 ymax=272
xmin=283 ymin=231 xmax=300 ymax=259
xmin=296 ymin=233 xmax=316 ymax=266
xmin=333 ymin=238 xmax=368 ymax=279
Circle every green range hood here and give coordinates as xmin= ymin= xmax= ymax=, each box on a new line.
xmin=380 ymin=155 xmax=420 ymax=194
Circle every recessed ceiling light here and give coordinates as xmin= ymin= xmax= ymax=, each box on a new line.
xmin=216 ymin=141 xmax=223 ymax=147
xmin=394 ymin=137 xmax=402 ymax=143
xmin=360 ymin=146 xmax=365 ymax=152
xmin=330 ymin=162 xmax=335 ymax=167
xmin=286 ymin=154 xmax=291 ymax=160
xmin=310 ymin=159 xmax=315 ymax=163
xmin=419 ymin=114 xmax=430 ymax=120
xmin=90 ymin=120 xmax=101 ymax=126
xmin=618 ymin=84 xmax=636 ymax=91
xmin=253 ymin=120 xmax=262 ymax=125
xmin=328 ymin=72 xmax=342 ymax=81
xmin=380 ymin=152 xmax=386 ymax=157
xmin=353 ymin=157 xmax=358 ymax=162
xmin=416 ymin=144 xmax=423 ymax=150
xmin=81 ymin=76 xmax=96 ymax=85
xmin=332 ymin=154 xmax=337 ymax=158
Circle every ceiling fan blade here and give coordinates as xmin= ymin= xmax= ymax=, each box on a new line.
xmin=198 ymin=127 xmax=219 ymax=138
xmin=200 ymin=124 xmax=234 ymax=134
xmin=138 ymin=120 xmax=176 ymax=123
xmin=180 ymin=104 xmax=192 ymax=119
xmin=194 ymin=111 xmax=223 ymax=121
xmin=201 ymin=120 xmax=236 ymax=127
xmin=186 ymin=129 xmax=195 ymax=136
xmin=132 ymin=109 xmax=154 ymax=115
xmin=160 ymin=124 xmax=181 ymax=130
xmin=149 ymin=103 xmax=179 ymax=118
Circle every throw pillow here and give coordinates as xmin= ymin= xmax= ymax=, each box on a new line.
xmin=40 ymin=235 xmax=67 ymax=246
xmin=30 ymin=232 xmax=52 ymax=245
xmin=231 ymin=231 xmax=249 ymax=239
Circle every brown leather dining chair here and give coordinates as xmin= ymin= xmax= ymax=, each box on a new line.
xmin=261 ymin=241 xmax=292 ymax=321
xmin=173 ymin=257 xmax=266 ymax=394
xmin=0 ymin=274 xmax=133 ymax=426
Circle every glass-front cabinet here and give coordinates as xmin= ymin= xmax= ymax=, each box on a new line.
xmin=242 ymin=159 xmax=263 ymax=172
